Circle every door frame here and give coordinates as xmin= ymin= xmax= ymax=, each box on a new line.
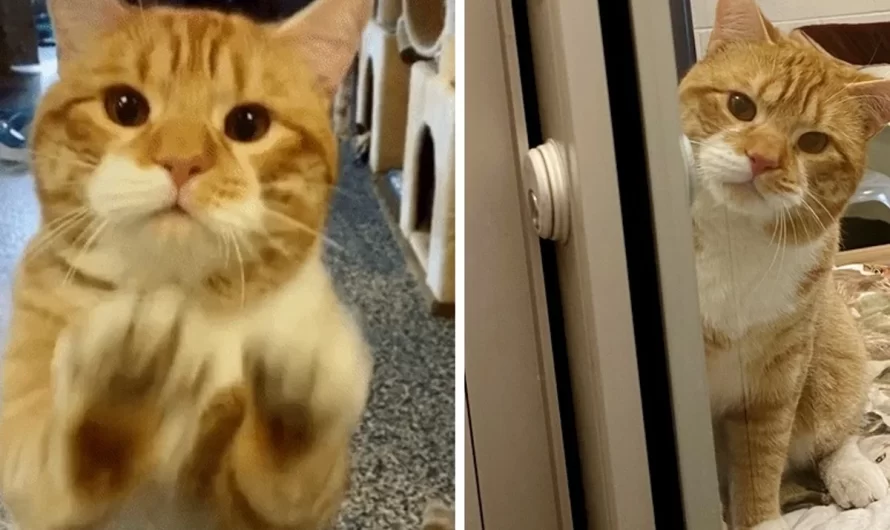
xmin=464 ymin=0 xmax=573 ymax=527
xmin=625 ymin=0 xmax=723 ymax=526
xmin=520 ymin=0 xmax=722 ymax=527
xmin=521 ymin=0 xmax=658 ymax=526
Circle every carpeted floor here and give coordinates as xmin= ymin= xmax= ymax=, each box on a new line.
xmin=0 ymin=146 xmax=455 ymax=528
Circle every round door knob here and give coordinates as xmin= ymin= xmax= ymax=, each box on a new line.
xmin=523 ymin=139 xmax=571 ymax=242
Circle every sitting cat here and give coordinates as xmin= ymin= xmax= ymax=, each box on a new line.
xmin=680 ymin=0 xmax=890 ymax=528
xmin=0 ymin=0 xmax=373 ymax=528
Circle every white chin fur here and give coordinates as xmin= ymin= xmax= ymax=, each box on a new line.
xmin=83 ymin=154 xmax=264 ymax=286
xmin=695 ymin=135 xmax=803 ymax=218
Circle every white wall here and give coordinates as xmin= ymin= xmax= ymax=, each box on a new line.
xmin=691 ymin=0 xmax=890 ymax=58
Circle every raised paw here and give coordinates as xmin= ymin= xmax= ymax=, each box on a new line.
xmin=55 ymin=288 xmax=186 ymax=499
xmin=178 ymin=386 xmax=247 ymax=499
xmin=244 ymin=351 xmax=319 ymax=464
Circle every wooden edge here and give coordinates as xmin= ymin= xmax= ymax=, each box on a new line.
xmin=836 ymin=244 xmax=890 ymax=266
xmin=369 ymin=170 xmax=455 ymax=319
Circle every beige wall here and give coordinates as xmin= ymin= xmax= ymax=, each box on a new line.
xmin=691 ymin=0 xmax=890 ymax=58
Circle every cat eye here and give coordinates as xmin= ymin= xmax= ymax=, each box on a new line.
xmin=727 ymin=92 xmax=757 ymax=122
xmin=797 ymin=131 xmax=830 ymax=154
xmin=224 ymin=104 xmax=271 ymax=143
xmin=103 ymin=85 xmax=150 ymax=127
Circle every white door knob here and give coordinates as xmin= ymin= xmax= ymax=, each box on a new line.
xmin=523 ymin=139 xmax=571 ymax=242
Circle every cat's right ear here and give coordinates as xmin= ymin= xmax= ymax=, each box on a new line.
xmin=48 ymin=0 xmax=130 ymax=63
xmin=847 ymin=79 xmax=890 ymax=139
xmin=707 ymin=0 xmax=781 ymax=55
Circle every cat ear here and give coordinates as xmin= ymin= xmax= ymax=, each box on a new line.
xmin=48 ymin=0 xmax=130 ymax=62
xmin=273 ymin=0 xmax=372 ymax=98
xmin=707 ymin=0 xmax=781 ymax=55
xmin=847 ymin=79 xmax=890 ymax=138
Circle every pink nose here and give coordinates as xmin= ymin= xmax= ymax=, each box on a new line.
xmin=157 ymin=153 xmax=215 ymax=189
xmin=747 ymin=152 xmax=778 ymax=177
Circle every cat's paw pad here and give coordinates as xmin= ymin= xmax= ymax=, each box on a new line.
xmin=824 ymin=457 xmax=889 ymax=509
xmin=749 ymin=518 xmax=789 ymax=530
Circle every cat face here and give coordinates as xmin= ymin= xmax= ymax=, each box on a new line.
xmin=679 ymin=0 xmax=890 ymax=223
xmin=34 ymin=0 xmax=367 ymax=284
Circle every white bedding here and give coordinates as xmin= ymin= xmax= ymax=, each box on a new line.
xmin=785 ymin=497 xmax=890 ymax=530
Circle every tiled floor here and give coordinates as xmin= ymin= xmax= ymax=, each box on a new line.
xmin=0 ymin=148 xmax=455 ymax=527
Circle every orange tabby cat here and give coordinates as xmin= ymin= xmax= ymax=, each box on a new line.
xmin=0 ymin=0 xmax=373 ymax=528
xmin=680 ymin=0 xmax=890 ymax=528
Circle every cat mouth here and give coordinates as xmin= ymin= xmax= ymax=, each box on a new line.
xmin=723 ymin=180 xmax=762 ymax=198
xmin=152 ymin=203 xmax=191 ymax=218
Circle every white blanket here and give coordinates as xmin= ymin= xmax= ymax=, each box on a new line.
xmin=785 ymin=497 xmax=890 ymax=529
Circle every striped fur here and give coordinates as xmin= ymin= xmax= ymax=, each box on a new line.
xmin=0 ymin=1 xmax=373 ymax=529
xmin=680 ymin=0 xmax=890 ymax=528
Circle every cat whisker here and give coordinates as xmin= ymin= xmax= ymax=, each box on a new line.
xmin=26 ymin=209 xmax=92 ymax=262
xmin=800 ymin=193 xmax=828 ymax=235
xmin=751 ymin=213 xmax=783 ymax=294
xmin=62 ymin=219 xmax=107 ymax=285
xmin=776 ymin=209 xmax=788 ymax=283
xmin=804 ymin=190 xmax=834 ymax=222
xmin=225 ymin=229 xmax=246 ymax=308
xmin=262 ymin=208 xmax=345 ymax=252
xmin=794 ymin=208 xmax=812 ymax=242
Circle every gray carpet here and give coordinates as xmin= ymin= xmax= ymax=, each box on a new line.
xmin=0 ymin=147 xmax=455 ymax=528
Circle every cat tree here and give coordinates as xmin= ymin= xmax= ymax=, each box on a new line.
xmin=398 ymin=0 xmax=456 ymax=306
xmin=355 ymin=2 xmax=410 ymax=173
xmin=374 ymin=0 xmax=401 ymax=29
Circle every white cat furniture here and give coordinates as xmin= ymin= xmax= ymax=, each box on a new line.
xmin=399 ymin=59 xmax=455 ymax=305
xmin=356 ymin=19 xmax=410 ymax=174
xmin=374 ymin=0 xmax=401 ymax=29
xmin=396 ymin=0 xmax=454 ymax=62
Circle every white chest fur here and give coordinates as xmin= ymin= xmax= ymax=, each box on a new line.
xmin=693 ymin=202 xmax=825 ymax=341
xmin=56 ymin=252 xmax=373 ymax=529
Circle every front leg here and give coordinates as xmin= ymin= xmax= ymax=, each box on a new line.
xmin=210 ymin=319 xmax=373 ymax=529
xmin=52 ymin=289 xmax=185 ymax=522
xmin=724 ymin=402 xmax=795 ymax=530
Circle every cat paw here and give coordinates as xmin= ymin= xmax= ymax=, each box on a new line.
xmin=748 ymin=518 xmax=789 ymax=530
xmin=824 ymin=456 xmax=889 ymax=509
xmin=244 ymin=347 xmax=319 ymax=461
xmin=243 ymin=324 xmax=371 ymax=462
xmin=54 ymin=288 xmax=186 ymax=498
xmin=352 ymin=131 xmax=370 ymax=162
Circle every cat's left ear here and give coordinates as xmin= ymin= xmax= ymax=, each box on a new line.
xmin=48 ymin=0 xmax=131 ymax=63
xmin=708 ymin=0 xmax=782 ymax=55
xmin=273 ymin=0 xmax=372 ymax=98
xmin=847 ymin=79 xmax=890 ymax=138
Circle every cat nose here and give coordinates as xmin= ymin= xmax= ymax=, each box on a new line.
xmin=158 ymin=152 xmax=215 ymax=189
xmin=747 ymin=151 xmax=779 ymax=177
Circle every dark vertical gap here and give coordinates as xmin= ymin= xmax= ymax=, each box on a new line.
xmin=510 ymin=1 xmax=587 ymax=528
xmin=415 ymin=127 xmax=436 ymax=236
xmin=595 ymin=0 xmax=687 ymax=527
xmin=464 ymin=383 xmax=486 ymax=529
xmin=668 ymin=0 xmax=697 ymax=78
